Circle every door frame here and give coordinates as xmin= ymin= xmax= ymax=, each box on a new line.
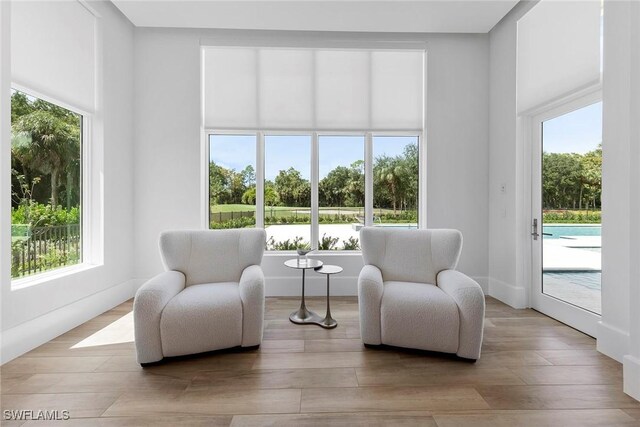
xmin=525 ymin=87 xmax=602 ymax=337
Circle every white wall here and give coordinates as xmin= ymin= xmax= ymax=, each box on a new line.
xmin=133 ymin=29 xmax=490 ymax=294
xmin=602 ymin=0 xmax=640 ymax=400
xmin=487 ymin=1 xmax=537 ymax=308
xmin=488 ymin=0 xmax=639 ymax=401
xmin=0 ymin=0 xmax=136 ymax=363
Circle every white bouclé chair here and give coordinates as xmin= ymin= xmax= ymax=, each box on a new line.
xmin=358 ymin=227 xmax=485 ymax=360
xmin=133 ymin=229 xmax=266 ymax=365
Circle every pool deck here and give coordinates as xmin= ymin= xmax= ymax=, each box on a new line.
xmin=543 ymin=236 xmax=601 ymax=271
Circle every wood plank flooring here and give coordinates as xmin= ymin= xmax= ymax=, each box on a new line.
xmin=1 ymin=296 xmax=639 ymax=426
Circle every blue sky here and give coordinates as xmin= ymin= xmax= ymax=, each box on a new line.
xmin=210 ymin=135 xmax=417 ymax=181
xmin=543 ymin=101 xmax=602 ymax=154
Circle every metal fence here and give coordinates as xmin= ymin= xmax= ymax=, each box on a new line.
xmin=11 ymin=224 xmax=81 ymax=278
xmin=210 ymin=210 xmax=255 ymax=224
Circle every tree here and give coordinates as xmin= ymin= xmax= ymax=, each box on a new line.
xmin=345 ymin=160 xmax=365 ymax=207
xmin=580 ymin=145 xmax=602 ymax=209
xmin=209 ymin=162 xmax=230 ymax=205
xmin=319 ymin=166 xmax=351 ymax=207
xmin=401 ymin=143 xmax=419 ymax=210
xmin=12 ymin=108 xmax=80 ymax=207
xmin=274 ymin=168 xmax=310 ymax=207
xmin=241 ymin=187 xmax=256 ymax=205
xmin=241 ymin=165 xmax=256 ymax=187
xmin=374 ymin=155 xmax=406 ymax=214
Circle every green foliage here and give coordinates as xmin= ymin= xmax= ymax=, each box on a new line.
xmin=373 ymin=143 xmax=419 ymax=214
xmin=11 ymin=202 xmax=79 ymax=228
xmin=266 ymin=236 xmax=309 ymax=251
xmin=318 ymin=233 xmax=339 ymax=250
xmin=542 ymin=210 xmax=601 ymax=224
xmin=341 ymin=236 xmax=360 ymax=250
xmin=11 ymin=90 xmax=81 ymax=208
xmin=210 ymin=216 xmax=255 ymax=229
xmin=210 ymin=140 xmax=419 ymax=214
xmin=274 ymin=168 xmax=310 ymax=207
xmin=319 ymin=162 xmax=364 ymax=208
xmin=377 ymin=211 xmax=417 ymax=223
xmin=542 ymin=147 xmax=602 ymax=210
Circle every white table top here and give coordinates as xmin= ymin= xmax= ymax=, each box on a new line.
xmin=313 ymin=265 xmax=343 ymax=275
xmin=284 ymin=258 xmax=323 ymax=270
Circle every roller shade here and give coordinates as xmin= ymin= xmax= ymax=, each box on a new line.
xmin=517 ymin=0 xmax=601 ymax=113
xmin=11 ymin=0 xmax=96 ymax=113
xmin=203 ymin=47 xmax=424 ymax=130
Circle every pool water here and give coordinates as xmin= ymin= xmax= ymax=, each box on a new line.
xmin=543 ymin=225 xmax=601 ymax=239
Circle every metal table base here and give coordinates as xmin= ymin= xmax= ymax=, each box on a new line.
xmin=289 ymin=268 xmax=331 ymax=328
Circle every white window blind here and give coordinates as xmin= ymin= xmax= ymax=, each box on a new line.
xmin=517 ymin=0 xmax=601 ymax=113
xmin=11 ymin=0 xmax=96 ymax=113
xmin=203 ymin=47 xmax=424 ymax=131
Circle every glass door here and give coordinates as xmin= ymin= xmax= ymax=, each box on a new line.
xmin=531 ymin=98 xmax=602 ymax=336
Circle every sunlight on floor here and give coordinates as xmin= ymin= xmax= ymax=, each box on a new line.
xmin=71 ymin=311 xmax=134 ymax=349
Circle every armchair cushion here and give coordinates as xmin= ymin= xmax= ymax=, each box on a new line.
xmin=159 ymin=229 xmax=265 ymax=286
xmin=160 ymin=282 xmax=242 ymax=357
xmin=381 ymin=281 xmax=460 ymax=353
xmin=360 ymin=228 xmax=462 ymax=284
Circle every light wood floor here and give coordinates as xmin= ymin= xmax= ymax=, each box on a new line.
xmin=2 ymin=296 xmax=639 ymax=426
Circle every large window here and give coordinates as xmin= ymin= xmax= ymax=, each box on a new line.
xmin=264 ymin=135 xmax=312 ymax=250
xmin=319 ymin=135 xmax=364 ymax=251
xmin=208 ymin=132 xmax=421 ymax=251
xmin=203 ymin=46 xmax=424 ymax=250
xmin=10 ymin=89 xmax=83 ymax=278
xmin=209 ymin=134 xmax=257 ymax=229
xmin=373 ymin=136 xmax=419 ymax=228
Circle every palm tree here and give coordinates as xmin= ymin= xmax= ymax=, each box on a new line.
xmin=11 ymin=109 xmax=80 ymax=207
xmin=375 ymin=156 xmax=405 ymax=215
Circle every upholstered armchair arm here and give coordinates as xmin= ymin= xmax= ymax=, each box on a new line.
xmin=358 ymin=264 xmax=384 ymax=345
xmin=437 ymin=269 xmax=485 ymax=360
xmin=239 ymin=265 xmax=265 ymax=347
xmin=133 ymin=271 xmax=185 ymax=364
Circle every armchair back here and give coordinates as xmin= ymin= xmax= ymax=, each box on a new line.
xmin=360 ymin=227 xmax=462 ymax=284
xmin=159 ymin=229 xmax=266 ymax=286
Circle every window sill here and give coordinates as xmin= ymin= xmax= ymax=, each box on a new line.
xmin=265 ymin=251 xmax=362 ymax=257
xmin=11 ymin=263 xmax=103 ymax=291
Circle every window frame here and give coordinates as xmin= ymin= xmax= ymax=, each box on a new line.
xmin=204 ymin=128 xmax=425 ymax=253
xmin=9 ymin=83 xmax=93 ymax=287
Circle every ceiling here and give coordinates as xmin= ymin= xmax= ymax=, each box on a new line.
xmin=111 ymin=0 xmax=520 ymax=34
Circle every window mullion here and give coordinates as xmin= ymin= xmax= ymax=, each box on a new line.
xmin=311 ymin=132 xmax=319 ymax=249
xmin=256 ymin=131 xmax=265 ymax=228
xmin=419 ymin=132 xmax=427 ymax=229
xmin=365 ymin=132 xmax=373 ymax=227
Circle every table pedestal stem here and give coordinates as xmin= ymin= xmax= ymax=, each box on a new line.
xmin=289 ymin=268 xmax=322 ymax=324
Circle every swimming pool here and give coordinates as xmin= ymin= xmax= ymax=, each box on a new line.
xmin=543 ymin=224 xmax=601 ymax=239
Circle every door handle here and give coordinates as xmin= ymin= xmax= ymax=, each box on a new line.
xmin=531 ymin=218 xmax=540 ymax=240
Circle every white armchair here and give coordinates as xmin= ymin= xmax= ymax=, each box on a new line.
xmin=134 ymin=229 xmax=266 ymax=364
xmin=358 ymin=227 xmax=485 ymax=360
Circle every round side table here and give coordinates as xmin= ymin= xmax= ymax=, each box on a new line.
xmin=313 ymin=265 xmax=343 ymax=329
xmin=284 ymin=258 xmax=324 ymax=325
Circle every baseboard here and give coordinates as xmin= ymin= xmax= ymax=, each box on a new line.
xmin=488 ymin=277 xmax=528 ymax=309
xmin=0 ymin=279 xmax=139 ymax=364
xmin=624 ymin=355 xmax=640 ymax=401
xmin=597 ymin=321 xmax=629 ymax=362
xmin=265 ymin=275 xmax=358 ymax=297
